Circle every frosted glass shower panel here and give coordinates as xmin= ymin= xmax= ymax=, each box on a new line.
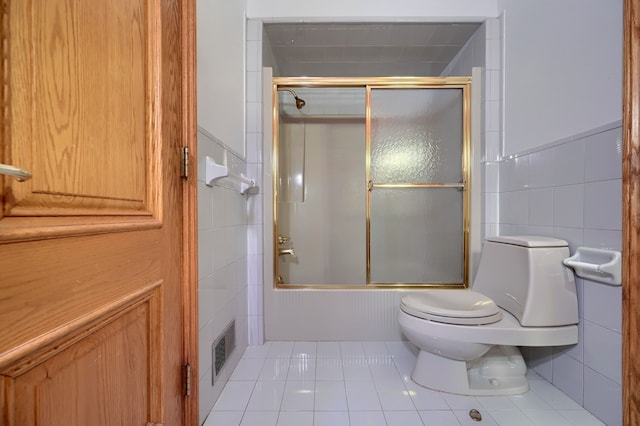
xmin=370 ymin=89 xmax=463 ymax=184
xmin=370 ymin=188 xmax=464 ymax=284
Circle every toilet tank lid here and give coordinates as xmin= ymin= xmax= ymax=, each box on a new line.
xmin=486 ymin=235 xmax=568 ymax=248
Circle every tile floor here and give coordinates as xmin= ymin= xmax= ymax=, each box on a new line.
xmin=203 ymin=341 xmax=605 ymax=426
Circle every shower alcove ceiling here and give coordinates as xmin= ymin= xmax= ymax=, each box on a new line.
xmin=263 ymin=22 xmax=482 ymax=77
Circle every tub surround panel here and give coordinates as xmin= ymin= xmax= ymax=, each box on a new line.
xmin=265 ymin=290 xmax=406 ymax=341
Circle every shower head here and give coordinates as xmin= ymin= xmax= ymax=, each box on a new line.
xmin=278 ymin=88 xmax=306 ymax=110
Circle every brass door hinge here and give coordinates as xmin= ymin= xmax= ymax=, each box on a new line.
xmin=181 ymin=146 xmax=189 ymax=179
xmin=183 ymin=363 xmax=191 ymax=397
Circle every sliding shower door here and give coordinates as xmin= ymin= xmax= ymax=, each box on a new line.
xmin=367 ymin=87 xmax=468 ymax=285
xmin=273 ymin=78 xmax=470 ymax=288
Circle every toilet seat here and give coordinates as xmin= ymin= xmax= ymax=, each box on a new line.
xmin=401 ymin=291 xmax=503 ymax=325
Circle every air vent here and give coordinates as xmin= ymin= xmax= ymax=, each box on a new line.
xmin=212 ymin=320 xmax=236 ymax=385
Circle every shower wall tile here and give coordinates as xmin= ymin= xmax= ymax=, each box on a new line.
xmin=498 ymin=123 xmax=622 ymax=418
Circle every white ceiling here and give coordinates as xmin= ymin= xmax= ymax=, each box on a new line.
xmin=264 ymin=22 xmax=481 ymax=77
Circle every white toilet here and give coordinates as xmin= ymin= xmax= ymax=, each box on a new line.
xmin=399 ymin=235 xmax=578 ymax=396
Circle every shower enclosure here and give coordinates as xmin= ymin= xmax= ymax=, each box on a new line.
xmin=273 ymin=77 xmax=471 ymax=288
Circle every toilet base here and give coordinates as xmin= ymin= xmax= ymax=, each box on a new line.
xmin=412 ymin=345 xmax=529 ymax=396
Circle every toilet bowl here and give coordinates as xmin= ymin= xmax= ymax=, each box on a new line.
xmin=398 ymin=236 xmax=579 ymax=396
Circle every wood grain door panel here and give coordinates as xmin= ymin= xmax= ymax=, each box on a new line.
xmin=0 ymin=0 xmax=190 ymax=423
xmin=4 ymin=285 xmax=161 ymax=426
xmin=2 ymin=0 xmax=160 ymax=234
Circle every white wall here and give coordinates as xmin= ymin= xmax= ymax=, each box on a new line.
xmin=247 ymin=0 xmax=497 ymax=20
xmin=498 ymin=0 xmax=623 ymax=155
xmin=197 ymin=0 xmax=246 ymax=157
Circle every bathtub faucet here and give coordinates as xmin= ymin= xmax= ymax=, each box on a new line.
xmin=278 ymin=248 xmax=296 ymax=257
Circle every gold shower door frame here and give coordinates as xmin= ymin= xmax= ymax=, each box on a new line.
xmin=272 ymin=77 xmax=471 ymax=289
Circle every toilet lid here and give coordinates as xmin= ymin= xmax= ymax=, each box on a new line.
xmin=401 ymin=291 xmax=503 ymax=325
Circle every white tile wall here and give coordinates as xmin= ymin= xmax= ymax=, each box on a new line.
xmin=198 ymin=129 xmax=251 ymax=422
xmin=495 ymin=123 xmax=623 ymax=426
xmin=246 ymin=21 xmax=265 ymax=346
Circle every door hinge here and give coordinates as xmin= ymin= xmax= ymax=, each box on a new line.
xmin=181 ymin=146 xmax=189 ymax=179
xmin=183 ymin=363 xmax=191 ymax=397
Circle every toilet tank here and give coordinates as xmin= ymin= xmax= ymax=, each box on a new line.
xmin=472 ymin=236 xmax=578 ymax=327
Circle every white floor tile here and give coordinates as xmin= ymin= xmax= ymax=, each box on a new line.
xmin=529 ymin=378 xmax=583 ymax=410
xmin=441 ymin=393 xmax=480 ymax=410
xmin=314 ymin=410 xmax=350 ymax=426
xmin=418 ymin=410 xmax=462 ymax=426
xmin=340 ymin=341 xmax=366 ymax=357
xmin=281 ymin=381 xmax=315 ymax=411
xmin=475 ymin=396 xmax=518 ymax=410
xmin=522 ymin=409 xmax=572 ymax=425
xmin=239 ymin=411 xmax=279 ymax=426
xmin=287 ymin=358 xmax=316 ymax=381
xmin=454 ymin=409 xmax=498 ymax=425
xmin=246 ymin=381 xmax=286 ymax=411
xmin=230 ymin=358 xmax=265 ymax=381
xmin=315 ymin=381 xmax=348 ymax=411
xmin=558 ymin=409 xmax=606 ymax=425
xmin=276 ymin=411 xmax=313 ymax=426
xmin=384 ymin=410 xmax=425 ymax=426
xmin=207 ymin=341 xmax=607 ymax=426
xmin=349 ymin=411 xmax=387 ymax=426
xmin=363 ymin=341 xmax=390 ymax=356
xmin=405 ymin=381 xmax=450 ymax=410
xmin=267 ymin=341 xmax=294 ymax=358
xmin=243 ymin=343 xmax=271 ymax=359
xmin=212 ymin=381 xmax=255 ymax=411
xmin=343 ymin=357 xmax=374 ymax=382
xmin=259 ymin=358 xmax=290 ymax=381
xmin=375 ymin=378 xmax=415 ymax=411
xmin=488 ymin=409 xmax=535 ymax=426
xmin=203 ymin=411 xmax=244 ymax=426
xmin=509 ymin=391 xmax=553 ymax=410
xmin=345 ymin=380 xmax=383 ymax=411
xmin=292 ymin=341 xmax=317 ymax=359
xmin=369 ymin=357 xmax=401 ymax=382
xmin=316 ymin=341 xmax=342 ymax=358
xmin=316 ymin=358 xmax=344 ymax=380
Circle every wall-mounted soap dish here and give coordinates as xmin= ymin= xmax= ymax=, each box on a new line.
xmin=563 ymin=247 xmax=622 ymax=286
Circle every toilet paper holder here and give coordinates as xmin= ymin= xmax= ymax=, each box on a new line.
xmin=563 ymin=247 xmax=622 ymax=286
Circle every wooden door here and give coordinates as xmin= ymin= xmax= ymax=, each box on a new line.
xmin=0 ymin=0 xmax=196 ymax=424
